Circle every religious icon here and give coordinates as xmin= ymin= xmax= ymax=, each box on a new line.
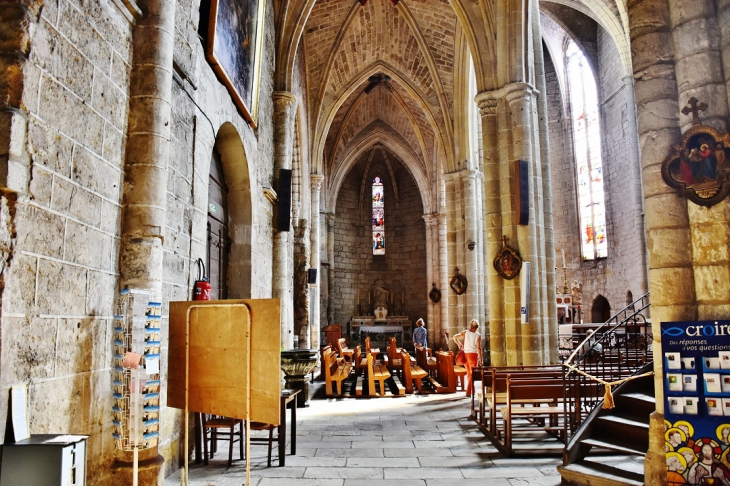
xmin=449 ymin=268 xmax=468 ymax=295
xmin=493 ymin=236 xmax=522 ymax=280
xmin=429 ymin=283 xmax=441 ymax=303
xmin=662 ymin=98 xmax=730 ymax=206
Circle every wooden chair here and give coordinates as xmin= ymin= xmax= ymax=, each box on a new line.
xmin=401 ymin=351 xmax=427 ymax=393
xmin=453 ymin=358 xmax=467 ymax=391
xmin=353 ymin=344 xmax=367 ymax=376
xmin=336 ymin=337 xmax=354 ymax=363
xmin=246 ymin=421 xmax=278 ymax=467
xmin=202 ymin=415 xmax=243 ymax=467
xmin=385 ymin=337 xmax=403 ymax=377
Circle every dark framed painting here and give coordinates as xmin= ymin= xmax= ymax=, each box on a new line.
xmin=206 ymin=0 xmax=266 ymax=127
xmin=661 ymin=124 xmax=730 ymax=206
xmin=450 ymin=268 xmax=468 ymax=295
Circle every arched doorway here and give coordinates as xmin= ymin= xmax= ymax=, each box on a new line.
xmin=207 ymin=149 xmax=229 ymax=300
xmin=213 ymin=123 xmax=253 ymax=299
xmin=592 ymin=295 xmax=611 ymax=323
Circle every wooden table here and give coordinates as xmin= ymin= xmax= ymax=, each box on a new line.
xmin=194 ymin=388 xmax=301 ymax=467
xmin=279 ymin=388 xmax=300 ymax=466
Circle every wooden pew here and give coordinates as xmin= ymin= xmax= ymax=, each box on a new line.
xmin=426 ymin=351 xmax=458 ymax=393
xmin=336 ymin=337 xmax=354 ymax=363
xmin=481 ymin=366 xmax=564 ymax=435
xmin=364 ymin=336 xmax=380 ymax=360
xmin=500 ymin=376 xmax=568 ymax=454
xmin=385 ymin=337 xmax=403 ymax=377
xmin=401 ymin=351 xmax=427 ymax=393
xmin=365 ymin=350 xmax=393 ymax=396
xmin=415 ymin=345 xmax=437 ymax=376
xmin=323 ymin=346 xmax=351 ymax=396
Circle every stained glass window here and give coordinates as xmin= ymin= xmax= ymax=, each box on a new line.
xmin=567 ymin=41 xmax=608 ymax=260
xmin=372 ymin=177 xmax=385 ymax=255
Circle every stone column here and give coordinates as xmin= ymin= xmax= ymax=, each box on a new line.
xmin=629 ymin=0 xmax=694 ymax=482
xmin=669 ymin=0 xmax=730 ymax=322
xmin=462 ymin=169 xmax=480 ymax=325
xmin=423 ymin=213 xmax=438 ymax=347
xmin=310 ymin=175 xmax=324 ymax=349
xmin=476 ymin=93 xmax=504 ymax=366
xmin=437 ymin=212 xmax=449 ymax=349
xmin=326 ymin=213 xmax=336 ymax=324
xmin=721 ymin=0 xmax=730 ymax=104
xmin=272 ymin=92 xmax=297 ymax=350
xmin=116 ymin=0 xmax=175 ymax=482
xmin=531 ymin=2 xmax=558 ymax=363
xmin=444 ymin=173 xmax=460 ymax=350
xmin=504 ymin=83 xmax=542 ymax=366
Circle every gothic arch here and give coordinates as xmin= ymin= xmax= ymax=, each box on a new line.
xmin=327 ymin=130 xmax=434 ymax=215
xmin=213 ymin=122 xmax=254 ymax=298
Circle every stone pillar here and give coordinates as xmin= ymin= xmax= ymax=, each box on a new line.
xmin=272 ymin=92 xmax=297 ymax=350
xmin=531 ymin=2 xmax=558 ymax=363
xmin=669 ymin=0 xmax=730 ymax=322
xmin=444 ymin=173 xmax=460 ymax=349
xmin=310 ymin=175 xmax=324 ymax=349
xmin=504 ymin=83 xmax=542 ymax=366
xmin=423 ymin=213 xmax=438 ymax=346
xmin=116 ymin=0 xmax=176 ymax=482
xmin=462 ymin=170 xmax=480 ymax=325
xmin=721 ymin=0 xmax=730 ymax=104
xmin=629 ymin=0 xmax=695 ymax=483
xmin=326 ymin=213 xmax=336 ymax=324
xmin=437 ymin=212 xmax=449 ymax=349
xmin=476 ymin=94 xmax=504 ymax=366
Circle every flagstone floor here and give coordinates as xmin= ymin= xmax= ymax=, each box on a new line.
xmin=166 ymin=391 xmax=563 ymax=486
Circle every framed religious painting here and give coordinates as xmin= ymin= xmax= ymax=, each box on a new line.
xmin=493 ymin=242 xmax=522 ymax=280
xmin=450 ymin=268 xmax=468 ymax=295
xmin=662 ymin=116 xmax=730 ymax=206
xmin=206 ymin=0 xmax=266 ymax=127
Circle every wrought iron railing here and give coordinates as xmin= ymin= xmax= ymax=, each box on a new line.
xmin=562 ymin=292 xmax=652 ymax=439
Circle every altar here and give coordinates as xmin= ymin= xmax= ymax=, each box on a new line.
xmin=350 ymin=317 xmax=413 ymax=350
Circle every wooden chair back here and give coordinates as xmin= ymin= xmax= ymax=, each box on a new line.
xmin=353 ymin=345 xmax=363 ymax=375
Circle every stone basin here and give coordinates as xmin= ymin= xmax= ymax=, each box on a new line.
xmin=281 ymin=349 xmax=318 ymax=407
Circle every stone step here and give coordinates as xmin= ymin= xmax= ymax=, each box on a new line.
xmin=558 ymin=460 xmax=643 ymax=486
xmin=581 ymin=438 xmax=646 ymax=457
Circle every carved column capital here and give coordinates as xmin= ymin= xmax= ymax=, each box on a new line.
xmin=474 ymin=92 xmax=498 ymax=116
xmin=272 ymin=91 xmax=297 ymax=111
xmin=326 ymin=213 xmax=336 ymax=229
xmin=422 ymin=213 xmax=439 ymax=227
xmin=503 ymin=82 xmax=537 ymax=105
xmin=311 ymin=174 xmax=325 ymax=192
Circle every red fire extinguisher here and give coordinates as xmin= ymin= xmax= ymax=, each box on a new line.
xmin=193 ymin=258 xmax=211 ymax=301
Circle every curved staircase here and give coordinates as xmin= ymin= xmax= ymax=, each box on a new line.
xmin=558 ymin=364 xmax=655 ymax=486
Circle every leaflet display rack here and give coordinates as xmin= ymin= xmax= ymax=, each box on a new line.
xmin=661 ymin=320 xmax=730 ymax=482
xmin=112 ymin=289 xmax=162 ymax=484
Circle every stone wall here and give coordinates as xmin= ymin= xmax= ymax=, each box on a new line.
xmin=332 ymin=149 xmax=427 ymax=333
xmin=543 ymin=22 xmax=646 ymax=323
xmin=0 ymin=0 xmax=289 ymax=482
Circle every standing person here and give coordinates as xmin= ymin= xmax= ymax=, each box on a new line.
xmin=413 ymin=318 xmax=427 ymax=350
xmin=453 ymin=319 xmax=482 ymax=396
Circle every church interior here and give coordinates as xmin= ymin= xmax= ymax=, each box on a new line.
xmin=0 ymin=0 xmax=727 ymax=484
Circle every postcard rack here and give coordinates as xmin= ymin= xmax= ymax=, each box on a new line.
xmin=112 ymin=289 xmax=162 ymax=452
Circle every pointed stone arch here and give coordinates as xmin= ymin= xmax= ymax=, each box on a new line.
xmin=213 ymin=122 xmax=254 ymax=298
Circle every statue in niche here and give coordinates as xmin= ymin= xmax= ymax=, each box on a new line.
xmin=373 ymin=282 xmax=389 ymax=322
xmin=572 ymin=280 xmax=583 ymax=306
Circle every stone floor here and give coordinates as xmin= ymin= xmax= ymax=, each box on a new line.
xmin=165 ymin=392 xmax=563 ymax=486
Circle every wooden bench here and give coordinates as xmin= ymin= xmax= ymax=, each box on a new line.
xmin=426 ymin=351 xmax=458 ymax=393
xmin=415 ymin=345 xmax=437 ymax=375
xmin=323 ymin=346 xmax=351 ymax=396
xmin=365 ymin=351 xmax=393 ymax=396
xmin=384 ymin=337 xmax=403 ymax=377
xmin=401 ymin=351 xmax=427 ymax=393
xmin=336 ymin=337 xmax=354 ymax=363
xmin=481 ymin=366 xmax=564 ymax=435
xmin=364 ymin=336 xmax=380 ymax=359
xmin=499 ymin=376 xmax=568 ymax=454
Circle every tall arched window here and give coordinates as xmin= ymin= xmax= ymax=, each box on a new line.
xmin=567 ymin=40 xmax=608 ymax=260
xmin=372 ymin=176 xmax=385 ymax=255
